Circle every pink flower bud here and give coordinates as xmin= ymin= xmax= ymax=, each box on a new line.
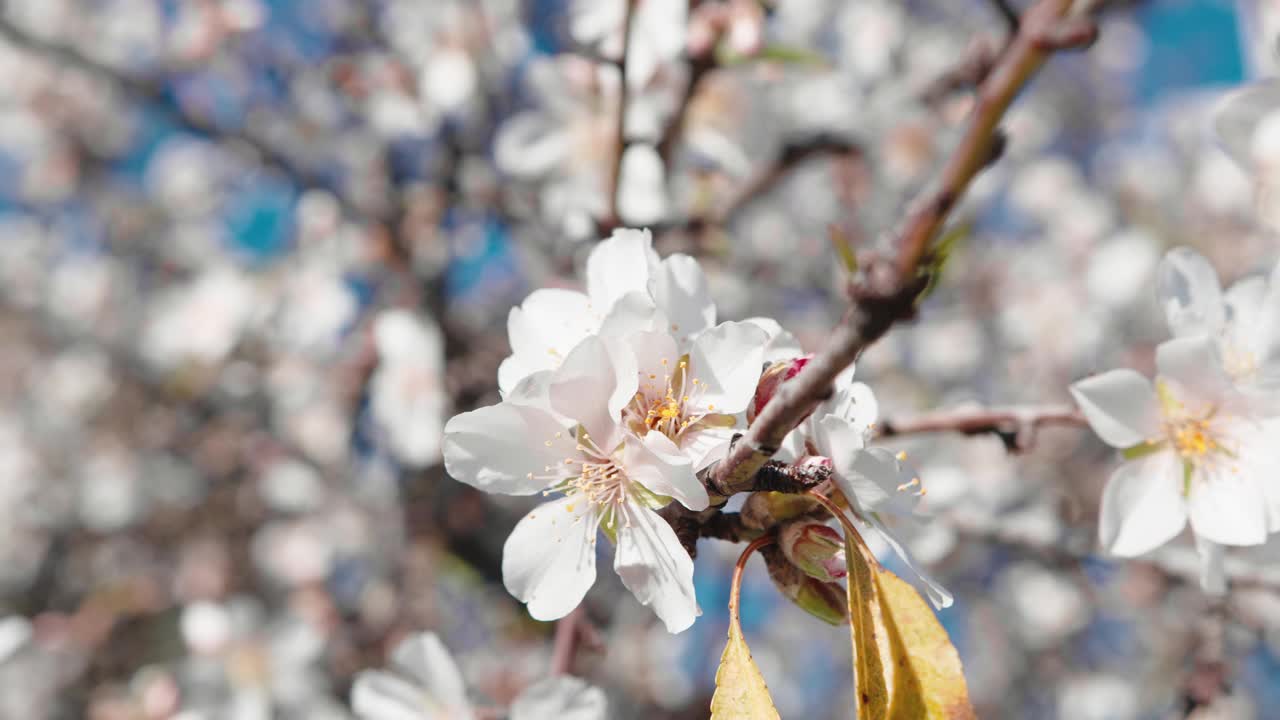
xmin=780 ymin=521 xmax=847 ymax=583
xmin=762 ymin=546 xmax=847 ymax=626
xmin=748 ymin=356 xmax=810 ymax=423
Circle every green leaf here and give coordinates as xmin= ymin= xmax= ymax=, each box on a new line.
xmin=715 ymin=43 xmax=830 ymax=68
xmin=917 ymin=221 xmax=970 ymax=304
xmin=711 ymin=540 xmax=782 ymax=720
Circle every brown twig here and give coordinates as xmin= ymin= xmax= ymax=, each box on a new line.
xmin=894 ymin=0 xmax=1091 ymax=282
xmin=605 ymin=0 xmax=641 ymax=229
xmin=550 ymin=606 xmax=587 ymax=676
xmin=877 ymin=404 xmax=1088 ymax=452
xmin=704 ymin=0 xmax=1093 ymax=498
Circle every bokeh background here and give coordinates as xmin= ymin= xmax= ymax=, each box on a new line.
xmin=0 ymin=0 xmax=1278 ymax=718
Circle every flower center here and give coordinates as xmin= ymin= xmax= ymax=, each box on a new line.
xmin=1169 ymin=418 xmax=1219 ymax=459
xmin=1223 ymin=343 xmax=1258 ymax=381
xmin=622 ymin=356 xmax=715 ymax=441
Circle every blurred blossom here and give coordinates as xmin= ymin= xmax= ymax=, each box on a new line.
xmin=142 ymin=267 xmax=260 ymax=370
xmin=370 ymin=309 xmax=448 ymax=468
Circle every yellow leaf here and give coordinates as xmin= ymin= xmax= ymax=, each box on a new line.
xmin=711 ymin=537 xmax=782 ymax=720
xmin=813 ymin=492 xmax=975 ymax=720
xmin=711 ymin=618 xmax=782 ymax=720
xmin=845 ymin=534 xmax=890 ymax=720
xmin=877 ymin=568 xmax=976 ymax=720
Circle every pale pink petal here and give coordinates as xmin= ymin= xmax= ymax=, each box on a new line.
xmin=1098 ymin=451 xmax=1186 ymax=557
xmin=745 ymin=316 xmax=803 ymax=363
xmin=623 ymin=432 xmax=707 ymax=511
xmin=503 ymin=496 xmax=600 ymax=621
xmin=550 ymin=337 xmax=622 ymax=449
xmin=1188 ymin=463 xmax=1268 ymax=547
xmin=389 ymin=633 xmax=471 ymax=713
xmin=1156 ymin=247 xmax=1226 ymax=338
xmin=650 ymin=254 xmax=715 ymax=344
xmin=443 ymin=403 xmax=574 ymax=495
xmin=1155 ymin=336 xmax=1233 ymax=410
xmin=827 ymin=441 xmax=919 ymax=517
xmin=1069 ymin=369 xmax=1160 ymax=449
xmin=687 ymin=321 xmax=768 ymax=415
xmin=614 ymin=505 xmax=699 ymax=633
xmin=351 ymin=670 xmax=437 ymax=720
xmin=511 ymin=677 xmax=608 ymax=720
xmin=586 ymin=229 xmax=659 ymax=311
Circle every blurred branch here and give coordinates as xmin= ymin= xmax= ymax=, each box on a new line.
xmin=713 ymin=135 xmax=862 ymax=225
xmin=656 ymin=45 xmax=718 ymax=166
xmin=989 ymin=0 xmax=1021 ymax=33
xmin=0 ymin=15 xmax=365 ymax=220
xmin=877 ymin=404 xmax=1087 ymax=453
xmin=1182 ymin=599 xmax=1229 ymax=717
xmin=605 ymin=0 xmax=641 ymax=230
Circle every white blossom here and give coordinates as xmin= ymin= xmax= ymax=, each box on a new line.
xmin=611 ymin=321 xmax=767 ymax=469
xmin=780 ymin=370 xmax=953 ymax=608
xmin=1156 ymin=247 xmax=1280 ymax=402
xmin=351 ymin=632 xmax=609 ymax=720
xmin=445 ymin=337 xmax=709 ymax=632
xmin=1070 ymin=336 xmax=1280 ymax=592
xmin=497 ymin=228 xmax=715 ymax=396
xmin=370 ymin=309 xmax=449 ymax=467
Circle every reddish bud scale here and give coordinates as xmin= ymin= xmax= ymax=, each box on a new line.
xmin=748 ymin=355 xmax=811 ymax=423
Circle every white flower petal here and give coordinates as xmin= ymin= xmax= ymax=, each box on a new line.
xmin=1188 ymin=463 xmax=1268 ymax=547
xmin=1155 ymin=336 xmax=1233 ymax=410
xmin=623 ymin=432 xmax=707 ymax=511
xmin=511 ymin=676 xmax=608 ymax=720
xmin=389 ymin=634 xmax=471 ymax=713
xmin=351 ymin=670 xmax=438 ymax=720
xmin=614 ymin=505 xmax=699 ymax=633
xmin=502 ymin=289 xmax=596 ymax=395
xmin=822 ymin=381 xmax=878 ymax=436
xmin=1251 ymin=262 xmax=1280 ymax=378
xmin=495 ymin=112 xmax=571 ymax=179
xmin=745 ymin=316 xmax=804 ymax=363
xmin=679 ymin=422 xmax=735 ymax=471
xmin=687 ymin=321 xmax=769 ymax=415
xmin=586 ymin=229 xmax=659 ymax=311
xmin=1098 ymin=451 xmax=1186 ymax=557
xmin=1156 ymin=247 xmax=1226 ymax=338
xmin=650 ymin=254 xmax=715 ymax=344
xmin=864 ymin=513 xmax=953 ymax=610
xmin=1069 ymin=370 xmax=1160 ymax=449
xmin=374 ymin=310 xmax=444 ymax=362
xmin=443 ymin=403 xmax=574 ymax=495
xmin=1195 ymin=535 xmax=1226 ymax=595
xmin=550 ymin=337 xmax=622 ymax=447
xmin=829 ymin=443 xmax=919 ymax=517
xmin=503 ymin=496 xmax=600 ymax=622
xmin=1212 ymin=81 xmax=1280 ymax=171
xmin=597 ymin=290 xmax=667 ymax=338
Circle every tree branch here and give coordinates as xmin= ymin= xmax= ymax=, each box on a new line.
xmin=704 ymin=0 xmax=1090 ymax=498
xmin=605 ymin=0 xmax=641 ymax=229
xmin=877 ymin=404 xmax=1087 ymax=452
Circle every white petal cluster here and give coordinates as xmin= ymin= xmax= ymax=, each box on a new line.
xmin=446 ymin=229 xmax=779 ymax=632
xmin=352 ymin=632 xmax=607 ymax=720
xmin=778 ymin=369 xmax=953 ymax=608
xmin=1072 ymin=248 xmax=1280 ymax=591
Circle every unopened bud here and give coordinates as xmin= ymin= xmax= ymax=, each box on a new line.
xmin=741 ymin=491 xmax=821 ymax=531
xmin=762 ymin=546 xmax=847 ymax=625
xmin=749 ymin=356 xmax=811 ymax=423
xmin=780 ymin=521 xmax=847 ymax=583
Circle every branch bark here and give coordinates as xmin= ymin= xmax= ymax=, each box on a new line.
xmin=704 ymin=0 xmax=1090 ymax=498
xmin=877 ymin=404 xmax=1087 ymax=452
